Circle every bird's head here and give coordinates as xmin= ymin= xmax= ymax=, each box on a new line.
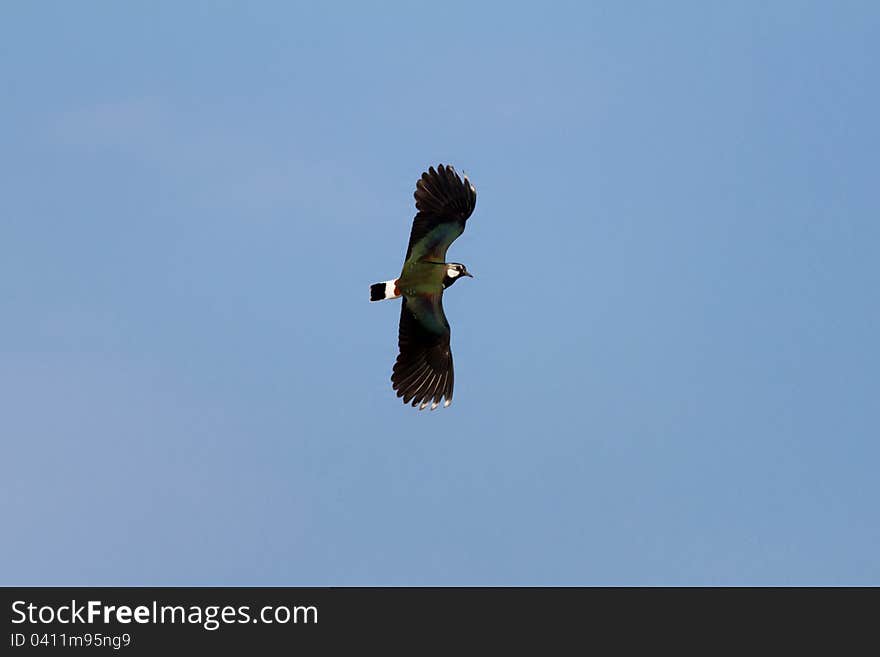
xmin=443 ymin=263 xmax=473 ymax=288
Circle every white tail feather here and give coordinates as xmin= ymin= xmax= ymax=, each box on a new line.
xmin=370 ymin=279 xmax=401 ymax=302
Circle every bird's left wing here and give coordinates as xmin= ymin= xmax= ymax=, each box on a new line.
xmin=404 ymin=164 xmax=477 ymax=263
xmin=391 ymin=293 xmax=455 ymax=409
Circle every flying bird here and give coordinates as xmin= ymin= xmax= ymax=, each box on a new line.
xmin=370 ymin=164 xmax=477 ymax=410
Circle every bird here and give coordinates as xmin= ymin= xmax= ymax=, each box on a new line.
xmin=369 ymin=164 xmax=477 ymax=410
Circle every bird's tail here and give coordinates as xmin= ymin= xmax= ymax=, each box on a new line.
xmin=370 ymin=279 xmax=401 ymax=302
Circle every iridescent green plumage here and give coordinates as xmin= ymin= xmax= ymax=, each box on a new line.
xmin=398 ymin=259 xmax=448 ymax=297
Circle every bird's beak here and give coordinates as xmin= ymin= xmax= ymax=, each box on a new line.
xmin=464 ymin=271 xmax=474 ymax=278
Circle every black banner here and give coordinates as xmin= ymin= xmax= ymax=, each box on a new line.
xmin=1 ymin=587 xmax=874 ymax=652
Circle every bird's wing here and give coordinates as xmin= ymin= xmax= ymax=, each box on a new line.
xmin=404 ymin=164 xmax=477 ymax=263
xmin=391 ymin=293 xmax=454 ymax=409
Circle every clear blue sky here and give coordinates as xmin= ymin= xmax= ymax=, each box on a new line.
xmin=2 ymin=2 xmax=878 ymax=585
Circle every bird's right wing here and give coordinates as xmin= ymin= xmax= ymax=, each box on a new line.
xmin=391 ymin=294 xmax=454 ymax=409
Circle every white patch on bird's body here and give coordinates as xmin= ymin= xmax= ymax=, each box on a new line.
xmin=385 ymin=280 xmax=397 ymax=299
xmin=446 ymin=267 xmax=460 ymax=279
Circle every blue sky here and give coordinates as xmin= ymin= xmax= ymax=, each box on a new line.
xmin=2 ymin=2 xmax=878 ymax=585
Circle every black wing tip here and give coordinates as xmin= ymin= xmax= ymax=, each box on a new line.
xmin=391 ymin=360 xmax=454 ymax=411
xmin=414 ymin=163 xmax=476 ymax=219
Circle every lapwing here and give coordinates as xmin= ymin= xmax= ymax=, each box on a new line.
xmin=370 ymin=164 xmax=477 ymax=410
